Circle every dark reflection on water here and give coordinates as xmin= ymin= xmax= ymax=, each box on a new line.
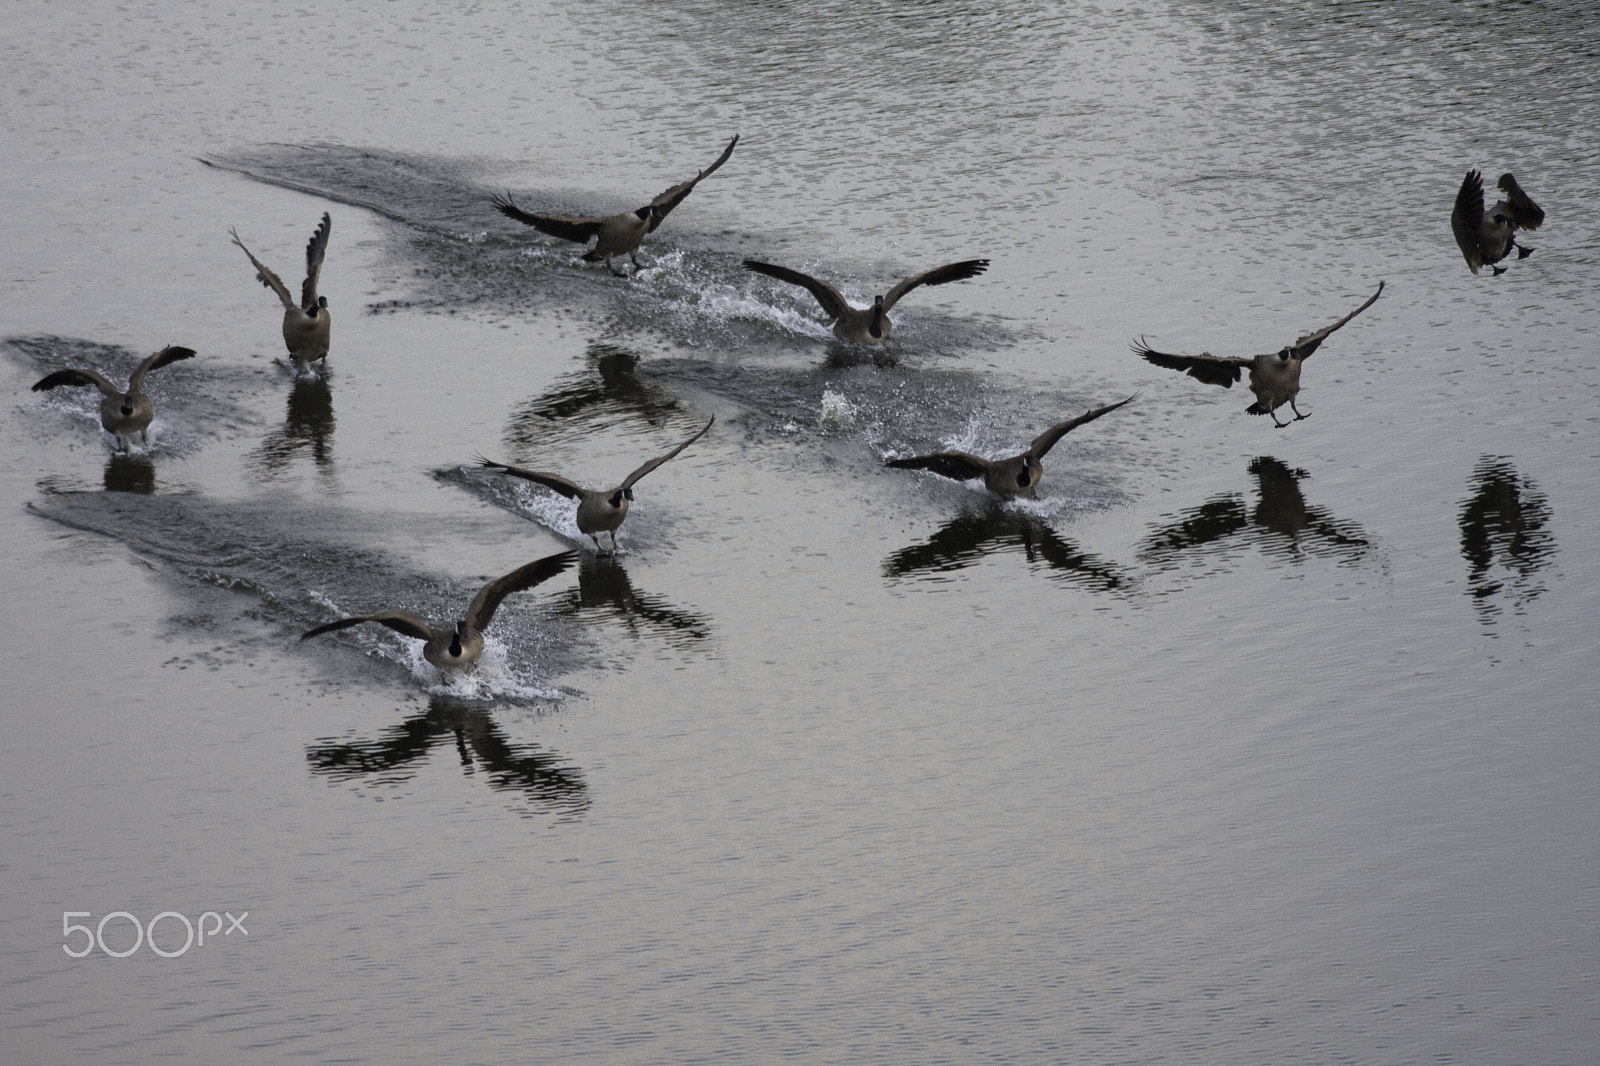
xmin=823 ymin=341 xmax=900 ymax=369
xmin=306 ymin=696 xmax=589 ymax=819
xmin=28 ymin=490 xmax=584 ymax=700
xmin=202 ymin=144 xmax=743 ymax=336
xmin=253 ymin=375 xmax=336 ymax=478
xmin=1459 ymin=456 xmax=1555 ymax=622
xmin=886 ymin=505 xmax=1131 ymax=593
xmin=204 ymin=145 xmax=1014 ymax=360
xmin=504 ymin=341 xmax=685 ymax=450
xmin=9 ymin=334 xmax=154 ymax=385
xmin=552 ymin=553 xmax=712 ymax=646
xmin=103 ymin=454 xmax=156 ymax=495
xmin=1142 ymin=456 xmax=1372 ymax=568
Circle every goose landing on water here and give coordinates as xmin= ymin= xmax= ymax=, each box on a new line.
xmin=301 ymin=550 xmax=578 ymax=671
xmin=886 ymin=395 xmax=1137 ymax=496
xmin=1451 ymin=170 xmax=1544 ymax=276
xmin=477 ymin=417 xmax=715 ymax=553
xmin=743 ymin=258 xmax=989 ymax=345
xmin=493 ymin=135 xmax=738 ymax=276
xmin=1132 ymin=282 xmax=1384 ymax=428
xmin=231 ymin=213 xmax=332 ymax=374
xmin=32 ymin=345 xmax=197 ymax=451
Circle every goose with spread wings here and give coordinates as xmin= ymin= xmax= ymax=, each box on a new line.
xmin=477 ymin=417 xmax=715 ymax=553
xmin=1132 ymin=282 xmax=1384 ymax=427
xmin=301 ymin=550 xmax=578 ymax=671
xmin=32 ymin=345 xmax=197 ymax=451
xmin=886 ymin=395 xmax=1136 ymax=496
xmin=1451 ymin=170 xmax=1544 ymax=276
xmin=493 ymin=135 xmax=738 ymax=276
xmin=231 ymin=213 xmax=332 ymax=373
xmin=744 ymin=257 xmax=989 ymax=344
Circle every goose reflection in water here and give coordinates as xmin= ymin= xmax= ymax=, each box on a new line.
xmin=504 ymin=341 xmax=682 ymax=450
xmin=253 ymin=375 xmax=336 ymax=478
xmin=1459 ymin=456 xmax=1555 ymax=621
xmin=823 ymin=341 xmax=901 ymax=369
xmin=1141 ymin=456 xmax=1370 ymax=567
xmin=103 ymin=453 xmax=156 ymax=495
xmin=551 ymin=553 xmax=711 ymax=647
xmin=884 ymin=506 xmax=1130 ymax=593
xmin=305 ymin=697 xmax=589 ymax=818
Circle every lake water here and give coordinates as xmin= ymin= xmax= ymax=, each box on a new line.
xmin=2 ymin=1 xmax=1596 ymax=1062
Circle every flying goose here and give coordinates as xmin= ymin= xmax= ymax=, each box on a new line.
xmin=477 ymin=416 xmax=715 ymax=553
xmin=886 ymin=395 xmax=1136 ymax=496
xmin=31 ymin=345 xmax=197 ymax=451
xmin=301 ymin=549 xmax=578 ymax=670
xmin=1451 ymin=170 xmax=1544 ymax=275
xmin=230 ymin=212 xmax=332 ymax=373
xmin=743 ymin=258 xmax=990 ymax=344
xmin=493 ymin=135 xmax=738 ymax=276
xmin=1132 ymin=282 xmax=1384 ymax=427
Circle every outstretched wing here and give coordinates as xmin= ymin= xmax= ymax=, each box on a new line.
xmin=1289 ymin=281 xmax=1384 ymax=360
xmin=476 ymin=455 xmax=588 ymax=499
xmin=620 ymin=416 xmax=716 ymax=489
xmin=882 ymin=258 xmax=990 ymax=312
xmin=230 ymin=228 xmax=297 ymax=310
xmin=886 ymin=451 xmax=994 ymax=482
xmin=744 ymin=260 xmax=851 ymax=320
xmin=492 ymin=193 xmax=605 ymax=244
xmin=1496 ymin=172 xmax=1544 ymax=231
xmin=1451 ymin=170 xmax=1486 ymax=274
xmin=301 ymin=212 xmax=331 ymax=309
xmin=1027 ymin=393 xmax=1138 ymax=460
xmin=128 ymin=345 xmax=197 ymax=392
xmin=302 ymin=611 xmax=434 ymax=643
xmin=1132 ymin=338 xmax=1250 ymax=388
xmin=32 ymin=367 xmax=120 ymax=398
xmin=466 ymin=549 xmax=579 ymax=631
xmin=644 ymin=134 xmax=739 ymax=232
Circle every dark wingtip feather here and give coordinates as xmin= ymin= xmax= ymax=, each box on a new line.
xmin=491 ymin=192 xmax=529 ymax=222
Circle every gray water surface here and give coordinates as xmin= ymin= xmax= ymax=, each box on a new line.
xmin=3 ymin=1 xmax=1596 ymax=1063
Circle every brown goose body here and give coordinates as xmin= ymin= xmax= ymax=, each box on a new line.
xmin=744 ymin=258 xmax=989 ymax=345
xmin=887 ymin=395 xmax=1136 ymax=496
xmin=31 ymin=345 xmax=197 ymax=451
xmin=301 ymin=550 xmax=577 ymax=671
xmin=231 ymin=213 xmax=332 ymax=372
xmin=494 ymin=135 xmax=737 ymax=276
xmin=478 ymin=417 xmax=715 ymax=552
xmin=1451 ymin=170 xmax=1544 ymax=276
xmin=1133 ymin=282 xmax=1384 ymax=427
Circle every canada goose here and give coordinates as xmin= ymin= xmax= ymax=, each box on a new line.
xmin=477 ymin=417 xmax=715 ymax=553
xmin=31 ymin=345 xmax=197 ymax=451
xmin=230 ymin=213 xmax=332 ymax=373
xmin=493 ymin=135 xmax=738 ymax=276
xmin=743 ymin=258 xmax=990 ymax=344
xmin=886 ymin=395 xmax=1135 ymax=495
xmin=1132 ymin=282 xmax=1384 ymax=428
xmin=301 ymin=549 xmax=578 ymax=670
xmin=1451 ymin=170 xmax=1544 ymax=275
